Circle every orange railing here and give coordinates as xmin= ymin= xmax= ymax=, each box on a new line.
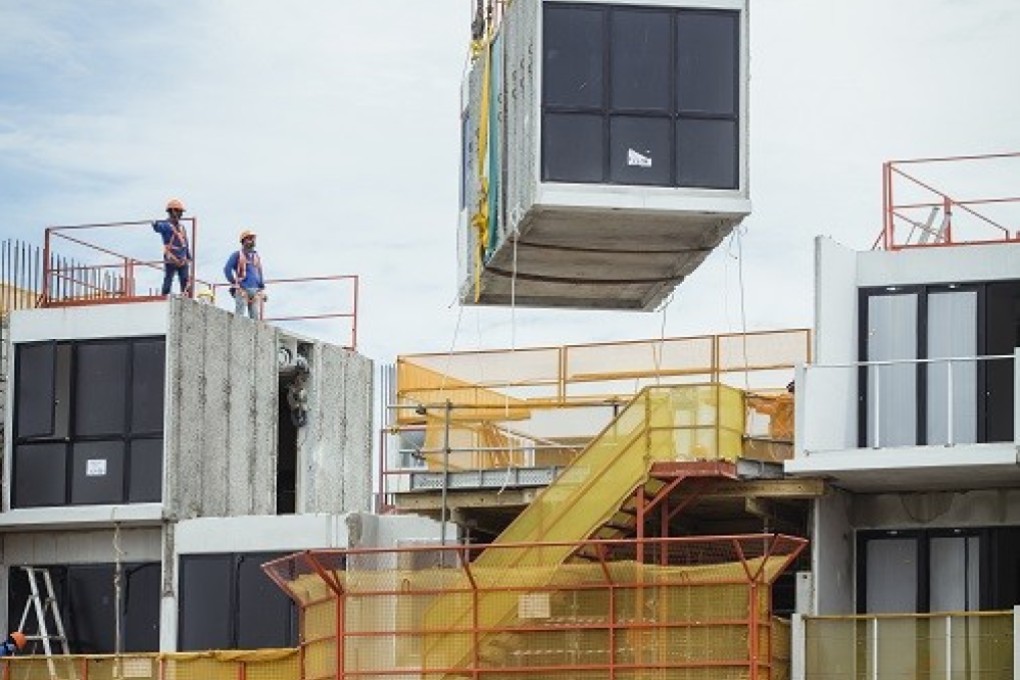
xmin=31 ymin=220 xmax=359 ymax=348
xmin=209 ymin=275 xmax=359 ymax=350
xmin=264 ymin=535 xmax=807 ymax=680
xmin=380 ymin=330 xmax=809 ymax=508
xmin=43 ymin=219 xmax=198 ymax=305
xmin=874 ymin=152 xmax=1020 ymax=250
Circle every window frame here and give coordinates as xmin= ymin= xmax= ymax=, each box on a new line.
xmin=12 ymin=336 xmax=166 ymax=508
xmin=540 ymin=3 xmax=741 ymax=189
xmin=857 ymin=283 xmax=1002 ymax=447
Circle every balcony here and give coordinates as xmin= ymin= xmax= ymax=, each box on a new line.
xmin=792 ymin=610 xmax=1017 ymax=679
xmin=788 ymin=351 xmax=1020 ymax=492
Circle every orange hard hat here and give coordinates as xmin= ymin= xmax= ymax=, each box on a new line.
xmin=10 ymin=631 xmax=26 ymax=649
xmin=166 ymin=198 xmax=186 ymax=213
xmin=239 ymin=230 xmax=256 ymax=242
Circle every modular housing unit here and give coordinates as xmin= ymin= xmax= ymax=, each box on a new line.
xmin=459 ymin=0 xmax=751 ymax=310
xmin=0 ymin=298 xmax=441 ymax=652
xmin=788 ymin=237 xmax=1020 ymax=618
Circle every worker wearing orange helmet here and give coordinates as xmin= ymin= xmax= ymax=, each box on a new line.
xmin=0 ymin=631 xmax=27 ymax=656
xmin=152 ymin=198 xmax=192 ymax=296
xmin=223 ymin=230 xmax=265 ymax=319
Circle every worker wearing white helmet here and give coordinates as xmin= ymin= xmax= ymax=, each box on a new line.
xmin=151 ymin=198 xmax=192 ymax=296
xmin=224 ymin=230 xmax=265 ymax=319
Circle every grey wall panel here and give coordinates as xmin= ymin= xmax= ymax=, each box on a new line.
xmin=300 ymin=345 xmax=373 ymax=514
xmin=504 ymin=0 xmax=538 ymax=238
xmin=3 ymin=528 xmax=162 ymax=565
xmin=249 ymin=320 xmax=279 ymax=514
xmin=165 ymin=299 xmax=277 ymax=520
xmin=201 ymin=307 xmax=233 ymax=517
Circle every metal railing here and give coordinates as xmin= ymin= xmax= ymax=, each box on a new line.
xmin=379 ymin=330 xmax=810 ymax=508
xmin=795 ymin=610 xmax=1016 ymax=679
xmin=5 ymin=220 xmax=362 ymax=348
xmin=874 ymin=152 xmax=1020 ymax=250
xmin=208 ymin=274 xmax=359 ymax=350
xmin=801 ymin=352 xmax=1018 ymax=451
xmin=264 ymin=535 xmax=807 ymax=680
xmin=43 ymin=219 xmax=199 ymax=305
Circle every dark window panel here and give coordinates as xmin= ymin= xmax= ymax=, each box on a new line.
xmin=71 ymin=441 xmax=125 ymax=505
xmin=542 ymin=112 xmax=604 ymax=183
xmin=179 ymin=555 xmax=233 ymax=651
xmin=13 ymin=443 xmax=67 ymax=507
xmin=65 ymin=565 xmax=115 ymax=653
xmin=7 ymin=564 xmax=159 ymax=654
xmin=75 ymin=342 xmax=128 ymax=437
xmin=7 ymin=566 xmax=68 ymax=637
xmin=677 ymin=11 xmax=739 ymax=116
xmin=676 ymin=118 xmax=738 ymax=189
xmin=123 ymin=563 xmax=162 ymax=652
xmin=609 ymin=115 xmax=672 ymax=186
xmin=132 ymin=340 xmax=166 ymax=434
xmin=16 ymin=342 xmax=56 ymax=438
xmin=610 ymin=9 xmax=671 ymax=112
xmin=237 ymin=553 xmax=296 ymax=648
xmin=129 ymin=438 xmax=163 ymax=503
xmin=54 ymin=344 xmax=72 ymax=439
xmin=543 ymin=5 xmax=604 ymax=108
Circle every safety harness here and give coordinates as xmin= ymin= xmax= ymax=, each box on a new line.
xmin=234 ymin=249 xmax=263 ymax=285
xmin=163 ymin=224 xmax=190 ymax=266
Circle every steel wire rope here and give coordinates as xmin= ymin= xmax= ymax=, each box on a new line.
xmin=497 ymin=229 xmax=520 ymax=495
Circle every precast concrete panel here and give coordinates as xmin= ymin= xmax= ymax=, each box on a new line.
xmin=2 ymin=527 xmax=162 ymax=565
xmin=857 ymin=240 xmax=1020 ymax=289
xmin=812 ymin=490 xmax=853 ymax=616
xmin=853 ymin=488 xmax=1020 ymax=529
xmin=504 ymin=0 xmax=539 ymax=240
xmin=165 ymin=299 xmax=277 ymax=519
xmin=298 ymin=344 xmax=373 ymax=514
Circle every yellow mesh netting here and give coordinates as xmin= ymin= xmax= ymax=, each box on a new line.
xmin=804 ymin=612 xmax=1014 ymax=679
xmin=1 ymin=649 xmax=298 ymax=680
xmin=279 ymin=553 xmax=799 ymax=680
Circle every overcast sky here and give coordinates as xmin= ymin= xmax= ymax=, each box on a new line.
xmin=2 ymin=1 xmax=1018 ymax=362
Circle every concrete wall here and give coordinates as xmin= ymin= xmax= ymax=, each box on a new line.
xmin=812 ymin=490 xmax=854 ymax=615
xmin=165 ymin=299 xmax=279 ymax=519
xmin=857 ymin=240 xmax=1020 ymax=288
xmin=853 ymin=488 xmax=1020 ymax=529
xmin=801 ymin=237 xmax=859 ymax=453
xmin=504 ymin=0 xmax=538 ymax=239
xmin=299 ymin=343 xmax=374 ymax=514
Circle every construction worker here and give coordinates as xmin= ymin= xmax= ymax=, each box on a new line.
xmin=224 ymin=230 xmax=265 ymax=319
xmin=0 ymin=631 xmax=27 ymax=656
xmin=152 ymin=198 xmax=192 ymax=296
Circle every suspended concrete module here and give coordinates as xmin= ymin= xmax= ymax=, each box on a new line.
xmin=459 ymin=0 xmax=751 ymax=310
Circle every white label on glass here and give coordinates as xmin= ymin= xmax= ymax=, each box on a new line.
xmin=627 ymin=148 xmax=652 ymax=167
xmin=86 ymin=459 xmax=107 ymax=476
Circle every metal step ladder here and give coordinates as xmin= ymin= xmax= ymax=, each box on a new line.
xmin=16 ymin=566 xmax=76 ymax=680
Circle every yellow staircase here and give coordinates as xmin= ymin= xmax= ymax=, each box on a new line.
xmin=422 ymin=383 xmax=745 ymax=673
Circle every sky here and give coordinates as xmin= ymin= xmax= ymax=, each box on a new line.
xmin=2 ymin=1 xmax=1019 ymax=363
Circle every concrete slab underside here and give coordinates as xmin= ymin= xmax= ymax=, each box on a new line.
xmin=472 ymin=208 xmax=744 ymax=310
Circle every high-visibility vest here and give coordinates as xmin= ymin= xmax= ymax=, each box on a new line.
xmin=164 ymin=225 xmax=190 ymax=266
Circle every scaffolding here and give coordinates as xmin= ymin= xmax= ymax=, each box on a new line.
xmin=264 ymin=535 xmax=807 ymax=680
